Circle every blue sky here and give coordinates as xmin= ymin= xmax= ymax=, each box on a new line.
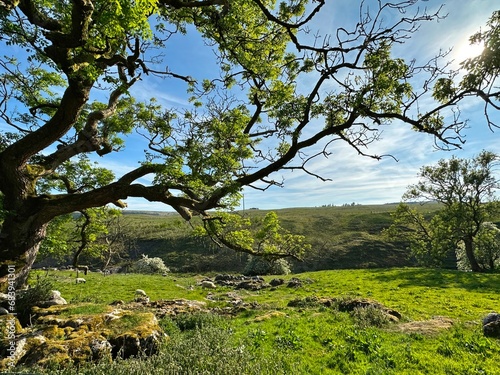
xmin=119 ymin=0 xmax=500 ymax=211
xmin=2 ymin=1 xmax=499 ymax=212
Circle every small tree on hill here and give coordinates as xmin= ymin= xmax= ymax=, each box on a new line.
xmin=387 ymin=151 xmax=500 ymax=271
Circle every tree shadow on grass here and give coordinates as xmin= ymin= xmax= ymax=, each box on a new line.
xmin=369 ymin=268 xmax=500 ymax=294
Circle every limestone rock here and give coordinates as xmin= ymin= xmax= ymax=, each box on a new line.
xmin=107 ymin=312 xmax=162 ymax=359
xmin=40 ymin=290 xmax=67 ymax=307
xmin=0 ymin=305 xmax=163 ymax=370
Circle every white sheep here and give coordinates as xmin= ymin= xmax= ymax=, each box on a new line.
xmin=201 ymin=280 xmax=217 ymax=289
xmin=135 ymin=289 xmax=147 ymax=297
xmin=76 ymin=278 xmax=86 ymax=284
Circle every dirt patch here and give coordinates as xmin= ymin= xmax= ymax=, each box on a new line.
xmin=395 ymin=316 xmax=454 ymax=335
xmin=253 ymin=311 xmax=287 ymax=322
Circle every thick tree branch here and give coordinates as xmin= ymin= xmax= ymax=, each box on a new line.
xmin=17 ymin=0 xmax=62 ymax=31
xmin=40 ymin=76 xmax=139 ymax=174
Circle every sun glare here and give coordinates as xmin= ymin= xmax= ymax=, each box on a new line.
xmin=454 ymin=40 xmax=484 ymax=64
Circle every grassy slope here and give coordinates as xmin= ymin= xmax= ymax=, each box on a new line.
xmin=33 ymin=268 xmax=500 ymax=374
xmin=116 ymin=203 xmax=443 ymax=273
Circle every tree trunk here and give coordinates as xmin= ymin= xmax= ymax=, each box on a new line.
xmin=463 ymin=236 xmax=482 ymax=272
xmin=0 ymin=216 xmax=49 ymax=291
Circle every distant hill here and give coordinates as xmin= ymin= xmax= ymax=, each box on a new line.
xmin=114 ymin=203 xmax=444 ymax=273
xmin=37 ymin=203 xmax=448 ymax=272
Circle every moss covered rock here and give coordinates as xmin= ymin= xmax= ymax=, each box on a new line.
xmin=0 ymin=304 xmax=163 ymax=370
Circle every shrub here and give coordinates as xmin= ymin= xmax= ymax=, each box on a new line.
xmin=131 ymin=254 xmax=170 ymax=275
xmin=16 ymin=278 xmax=54 ymax=326
xmin=243 ymin=256 xmax=291 ymax=276
xmin=173 ymin=312 xmax=224 ymax=331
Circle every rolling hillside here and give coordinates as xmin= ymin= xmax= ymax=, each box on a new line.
xmin=113 ymin=203 xmax=444 ymax=273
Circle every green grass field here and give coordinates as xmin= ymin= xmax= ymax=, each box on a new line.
xmin=27 ymin=267 xmax=500 ymax=375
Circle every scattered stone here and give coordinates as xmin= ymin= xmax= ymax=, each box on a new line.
xmin=0 ymin=307 xmax=9 ymax=315
xmin=110 ymin=300 xmax=124 ymax=306
xmin=287 ymin=277 xmax=302 ymax=288
xmin=107 ymin=312 xmax=162 ymax=359
xmin=0 ymin=306 xmax=164 ymax=370
xmin=134 ymin=296 xmax=150 ymax=303
xmin=90 ymin=338 xmax=113 ymax=361
xmin=214 ymin=274 xmax=246 ymax=285
xmin=236 ymin=279 xmax=269 ymax=291
xmin=212 ymin=274 xmax=270 ymax=290
xmin=288 ymin=296 xmax=322 ymax=308
xmin=482 ymin=312 xmax=500 ymax=338
xmin=269 ymin=278 xmax=285 ymax=287
xmin=134 ymin=289 xmax=149 ymax=303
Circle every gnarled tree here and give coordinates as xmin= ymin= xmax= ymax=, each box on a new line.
xmin=0 ymin=0 xmax=468 ymax=290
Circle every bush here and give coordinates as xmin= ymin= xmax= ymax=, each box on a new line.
xmin=173 ymin=312 xmax=224 ymax=331
xmin=243 ymin=256 xmax=291 ymax=276
xmin=16 ymin=278 xmax=54 ymax=326
xmin=131 ymin=254 xmax=170 ymax=275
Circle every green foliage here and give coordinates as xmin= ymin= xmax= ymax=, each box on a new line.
xmin=39 ymin=214 xmax=74 ymax=262
xmin=16 ymin=277 xmax=54 ymax=326
xmin=350 ymin=306 xmax=392 ymax=328
xmin=172 ymin=311 xmax=225 ymax=332
xmin=456 ymin=222 xmax=500 ymax=271
xmin=360 ymin=41 xmax=413 ymax=114
xmin=388 ymin=151 xmax=500 ymax=270
xmin=433 ymin=78 xmax=457 ymax=103
xmin=196 ymin=211 xmax=311 ymax=260
xmin=37 ymin=155 xmax=115 ymax=194
xmin=2 ymin=0 xmax=484 ymax=293
xmin=86 ymin=204 xmax=418 ymax=274
xmin=274 ymin=328 xmax=302 ymax=350
xmin=460 ymin=10 xmax=500 ymax=90
xmin=39 ymin=206 xmax=124 ymax=267
xmin=34 ymin=321 xmax=298 ymax=374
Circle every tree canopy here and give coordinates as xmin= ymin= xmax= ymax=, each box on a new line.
xmin=0 ymin=0 xmax=493 ymax=289
xmin=386 ymin=151 xmax=500 ymax=271
xmin=434 ymin=10 xmax=500 ymax=129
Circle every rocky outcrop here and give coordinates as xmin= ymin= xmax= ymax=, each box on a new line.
xmin=287 ymin=296 xmax=401 ymax=321
xmin=0 ymin=304 xmax=163 ymax=370
xmin=214 ymin=274 xmax=269 ymax=290
xmin=39 ymin=290 xmax=68 ymax=307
